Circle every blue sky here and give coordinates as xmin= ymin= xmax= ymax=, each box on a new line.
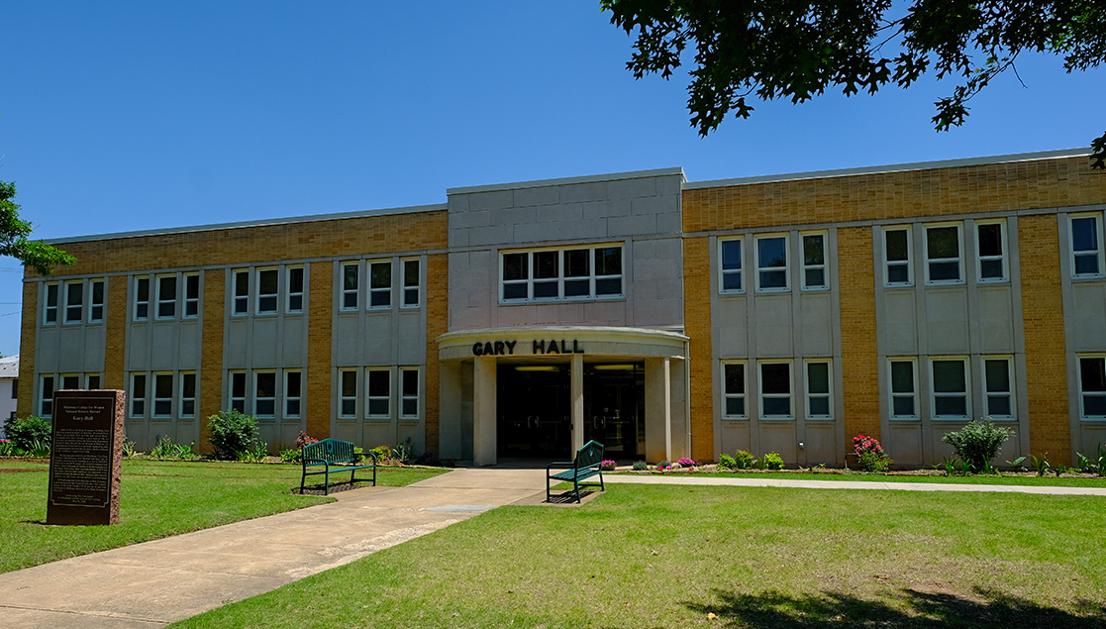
xmin=2 ymin=1 xmax=1104 ymax=354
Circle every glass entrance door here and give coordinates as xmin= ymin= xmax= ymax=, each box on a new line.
xmin=496 ymin=364 xmax=570 ymax=458
xmin=584 ymin=363 xmax=644 ymax=460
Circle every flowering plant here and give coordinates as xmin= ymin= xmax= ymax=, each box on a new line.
xmin=600 ymin=459 xmax=617 ymax=471
xmin=677 ymin=457 xmax=697 ymax=467
xmin=852 ymin=434 xmax=891 ymax=472
xmin=852 ymin=434 xmax=885 ymax=457
xmin=294 ymin=431 xmax=318 ymax=449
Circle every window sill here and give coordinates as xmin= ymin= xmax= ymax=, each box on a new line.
xmin=754 ymin=288 xmax=791 ymax=295
xmin=888 ymin=417 xmax=920 ymax=422
xmin=800 ymin=287 xmax=830 ymax=293
xmin=976 ymin=278 xmax=1010 ymax=286
xmin=923 ymin=281 xmax=966 ymax=288
xmin=805 ymin=417 xmax=835 ymax=422
xmin=719 ymin=290 xmax=747 ymax=297
xmin=883 ymin=283 xmax=914 ymax=290
xmin=1079 ymin=417 xmax=1106 ymax=422
xmin=1072 ymin=274 xmax=1106 ymax=283
xmin=720 ymin=416 xmax=749 ymax=421
xmin=498 ymin=295 xmax=625 ymax=306
xmin=930 ymin=416 xmax=972 ymax=422
xmin=758 ymin=416 xmax=795 ymax=422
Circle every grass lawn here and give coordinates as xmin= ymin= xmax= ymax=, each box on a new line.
xmin=179 ymin=484 xmax=1106 ymax=628
xmin=0 ymin=459 xmax=443 ymax=574
xmin=618 ymin=470 xmax=1106 ymax=487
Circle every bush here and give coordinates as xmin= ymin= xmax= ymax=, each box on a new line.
xmin=656 ymin=459 xmax=671 ymax=471
xmin=717 ymin=453 xmax=738 ymax=471
xmin=761 ymin=452 xmax=784 ymax=470
xmin=150 ymin=435 xmax=196 ymax=460
xmin=941 ymin=420 xmax=1012 ymax=472
xmin=733 ymin=449 xmax=756 ymax=469
xmin=280 ymin=448 xmax=301 ymax=464
xmin=5 ymin=416 xmax=52 ymax=452
xmin=237 ymin=439 xmax=269 ymax=463
xmin=632 ymin=460 xmax=648 ymax=471
xmin=852 ymin=434 xmax=891 ymax=472
xmin=600 ymin=459 xmax=617 ymax=471
xmin=208 ymin=410 xmax=261 ymax=460
xmin=677 ymin=457 xmax=697 ymax=467
xmin=294 ymin=431 xmax=318 ymax=449
xmin=0 ymin=440 xmax=14 ymax=457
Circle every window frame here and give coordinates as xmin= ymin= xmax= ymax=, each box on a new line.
xmin=368 ymin=259 xmax=392 ymax=310
xmin=254 ymin=267 xmax=280 ymax=315
xmin=60 ymin=373 xmax=81 ymax=391
xmin=88 ymin=279 xmax=105 ymax=324
xmin=43 ymin=282 xmax=60 ymax=325
xmin=757 ymin=360 xmax=793 ymax=420
xmin=718 ymin=237 xmax=744 ymax=295
xmin=974 ymin=220 xmax=1009 ymax=283
xmin=39 ymin=374 xmax=55 ymax=418
xmin=754 ymin=233 xmax=790 ymax=293
xmin=179 ymin=371 xmax=197 ymax=418
xmin=1070 ymin=212 xmax=1105 ymax=279
xmin=800 ymin=231 xmax=828 ymax=291
xmin=883 ymin=225 xmax=914 ymax=287
xmin=84 ymin=373 xmax=101 ymax=389
xmin=232 ymin=269 xmax=250 ymax=316
xmin=253 ymin=370 xmax=277 ymax=419
xmin=1077 ymin=354 xmax=1106 ymax=421
xmin=929 ymin=356 xmax=971 ymax=420
xmin=229 ymin=370 xmax=247 ymax=413
xmin=803 ymin=359 xmax=833 ymax=420
xmin=284 ymin=370 xmax=302 ymax=418
xmin=286 ymin=266 xmax=305 ymax=314
xmin=399 ymin=367 xmax=420 ymax=420
xmin=152 ymin=372 xmax=174 ymax=418
xmin=339 ymin=261 xmax=360 ymax=312
xmin=720 ymin=360 xmax=747 ymax=420
xmin=338 ymin=368 xmax=358 ymax=419
xmin=498 ymin=244 xmax=625 ymax=304
xmin=888 ymin=357 xmax=919 ymax=421
xmin=155 ymin=274 xmax=178 ymax=320
xmin=63 ymin=280 xmax=84 ymax=324
xmin=133 ymin=276 xmax=151 ymax=321
xmin=924 ymin=222 xmax=964 ymax=285
xmin=129 ymin=372 xmax=147 ymax=418
xmin=183 ymin=272 xmax=200 ymax=319
xmin=981 ymin=355 xmax=1016 ymax=421
xmin=365 ymin=368 xmax=391 ymax=419
xmin=401 ymin=258 xmax=420 ymax=308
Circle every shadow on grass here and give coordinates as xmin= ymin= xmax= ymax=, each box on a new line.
xmin=685 ymin=587 xmax=1106 ymax=627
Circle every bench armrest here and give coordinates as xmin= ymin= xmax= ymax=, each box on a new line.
xmin=546 ymin=461 xmax=575 ymax=473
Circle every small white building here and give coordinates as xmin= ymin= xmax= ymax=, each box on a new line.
xmin=0 ymin=355 xmax=19 ymax=436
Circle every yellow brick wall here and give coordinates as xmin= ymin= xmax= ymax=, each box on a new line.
xmin=683 ymin=236 xmax=714 ymax=460
xmin=104 ymin=276 xmax=128 ymax=390
xmin=306 ymin=261 xmax=333 ymax=439
xmin=1019 ymin=215 xmax=1071 ymax=462
xmin=16 ymin=282 xmax=37 ymax=417
xmin=423 ymin=253 xmax=448 ymax=456
xmin=198 ymin=269 xmax=225 ymax=450
xmin=837 ymin=227 xmax=881 ymax=442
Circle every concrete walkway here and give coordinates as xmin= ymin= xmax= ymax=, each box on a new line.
xmin=0 ymin=468 xmax=546 ymax=628
xmin=604 ymin=473 xmax=1106 ymax=496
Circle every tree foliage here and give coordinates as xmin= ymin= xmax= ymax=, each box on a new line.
xmin=0 ymin=181 xmax=74 ymax=274
xmin=602 ymin=0 xmax=1106 ymax=167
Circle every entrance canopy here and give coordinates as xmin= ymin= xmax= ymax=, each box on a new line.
xmin=437 ymin=325 xmax=689 ymax=362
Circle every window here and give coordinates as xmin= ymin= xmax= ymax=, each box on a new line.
xmin=400 ymin=368 xmax=419 ymax=419
xmin=153 ymin=373 xmax=174 ymax=417
xmin=232 ymin=270 xmax=250 ymax=315
xmin=931 ymin=358 xmax=969 ymax=419
xmin=756 ymin=235 xmax=788 ymax=291
xmin=287 ymin=267 xmax=304 ymax=313
xmin=340 ymin=262 xmax=359 ymax=311
xmin=229 ymin=371 xmax=246 ymax=413
xmin=1078 ymin=356 xmax=1106 ymax=419
xmin=40 ymin=375 xmax=55 ymax=418
xmin=925 ymin=224 xmax=962 ymax=284
xmin=130 ymin=373 xmax=146 ymax=417
xmin=401 ymin=259 xmax=420 ymax=307
xmin=61 ymin=373 xmax=80 ymax=390
xmin=801 ymin=233 xmax=827 ymax=290
xmin=721 ymin=361 xmax=746 ymax=418
xmin=889 ymin=359 xmax=917 ymax=419
xmin=85 ymin=374 xmax=101 ymax=389
xmin=366 ymin=369 xmax=390 ymax=418
xmin=976 ymin=221 xmax=1007 ymax=282
xmin=719 ymin=239 xmax=743 ymax=293
xmin=255 ymin=268 xmax=278 ymax=314
xmin=758 ymin=361 xmax=792 ymax=418
xmin=44 ymin=283 xmax=59 ymax=324
xmin=180 ymin=372 xmax=196 ymax=417
xmin=254 ymin=371 xmax=276 ymax=418
xmin=339 ymin=369 xmax=357 ymax=418
xmin=156 ymin=275 xmax=177 ymax=319
xmin=11 ymin=378 xmax=17 ymax=400
xmin=805 ymin=360 xmax=832 ymax=419
xmin=884 ymin=227 xmax=912 ymax=286
xmin=89 ymin=280 xmax=105 ymax=323
xmin=500 ymin=245 xmax=623 ymax=302
xmin=184 ymin=273 xmax=200 ymax=319
xmin=134 ymin=277 xmax=150 ymax=320
xmin=284 ymin=370 xmax=302 ymax=418
xmin=64 ymin=281 xmax=84 ymax=323
xmin=1071 ymin=213 xmax=1104 ymax=277
xmin=982 ymin=357 xmax=1014 ymax=419
xmin=369 ymin=261 xmax=391 ymax=308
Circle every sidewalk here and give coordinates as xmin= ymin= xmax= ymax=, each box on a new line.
xmin=604 ymin=473 xmax=1106 ymax=496
xmin=0 ymin=468 xmax=546 ymax=628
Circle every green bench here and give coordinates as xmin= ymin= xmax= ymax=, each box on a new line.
xmin=300 ymin=438 xmax=376 ymax=495
xmin=546 ymin=440 xmax=605 ymax=503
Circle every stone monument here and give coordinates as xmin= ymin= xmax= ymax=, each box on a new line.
xmin=46 ymin=389 xmax=125 ymax=525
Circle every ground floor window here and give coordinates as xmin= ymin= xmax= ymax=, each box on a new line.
xmin=130 ymin=373 xmax=147 ymax=417
xmin=400 ymin=368 xmax=420 ymax=419
xmin=888 ymin=358 xmax=918 ymax=419
xmin=39 ymin=375 xmax=55 ymax=418
xmin=721 ymin=361 xmax=746 ymax=419
xmin=930 ymin=358 xmax=970 ymax=419
xmin=366 ymin=369 xmax=389 ymax=418
xmin=339 ymin=369 xmax=357 ymax=418
xmin=804 ymin=360 xmax=832 ymax=419
xmin=1079 ymin=356 xmax=1106 ymax=419
xmin=758 ymin=361 xmax=792 ymax=418
xmin=982 ymin=356 xmax=1015 ymax=419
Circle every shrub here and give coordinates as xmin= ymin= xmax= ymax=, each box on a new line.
xmin=392 ymin=438 xmax=414 ymax=464
xmin=852 ymin=434 xmax=891 ymax=472
xmin=941 ymin=420 xmax=1012 ymax=472
xmin=632 ymin=460 xmax=648 ymax=471
xmin=280 ymin=448 xmax=301 ymax=464
xmin=237 ymin=439 xmax=269 ymax=463
xmin=1031 ymin=453 xmax=1051 ymax=477
xmin=761 ymin=452 xmax=784 ymax=470
xmin=24 ymin=439 xmax=51 ymax=458
xmin=208 ymin=410 xmax=261 ymax=460
xmin=600 ymin=459 xmax=617 ymax=471
xmin=733 ymin=449 xmax=756 ymax=469
xmin=150 ymin=435 xmax=195 ymax=460
xmin=122 ymin=439 xmax=138 ymax=458
xmin=0 ymin=440 xmax=13 ymax=456
xmin=5 ymin=416 xmax=52 ymax=452
xmin=717 ymin=453 xmax=738 ymax=471
xmin=677 ymin=457 xmax=697 ymax=467
xmin=656 ymin=459 xmax=671 ymax=471
xmin=294 ymin=431 xmax=318 ymax=449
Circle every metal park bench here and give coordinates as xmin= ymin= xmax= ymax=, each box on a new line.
xmin=546 ymin=440 xmax=605 ymax=503
xmin=300 ymin=438 xmax=376 ymax=495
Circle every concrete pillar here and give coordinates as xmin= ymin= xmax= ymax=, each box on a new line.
xmin=571 ymin=353 xmax=585 ymax=453
xmin=438 ymin=361 xmax=462 ymax=460
xmin=472 ymin=357 xmax=497 ymax=466
xmin=645 ymin=357 xmax=672 ymax=462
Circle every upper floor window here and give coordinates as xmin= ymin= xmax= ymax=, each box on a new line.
xmin=156 ymin=275 xmax=177 ymax=319
xmin=369 ymin=260 xmax=392 ymax=309
xmin=801 ymin=233 xmax=827 ymax=290
xmin=232 ymin=269 xmax=250 ymax=315
xmin=719 ymin=238 xmax=743 ymax=293
xmin=755 ymin=235 xmax=788 ymax=291
xmin=89 ymin=280 xmax=105 ymax=323
xmin=1071 ymin=213 xmax=1103 ymax=278
xmin=883 ymin=227 xmax=912 ymax=286
xmin=184 ymin=273 xmax=200 ymax=319
xmin=976 ymin=221 xmax=1007 ymax=282
xmin=925 ymin=224 xmax=962 ymax=284
xmin=1078 ymin=356 xmax=1106 ymax=420
xmin=44 ymin=283 xmax=59 ymax=324
xmin=758 ymin=361 xmax=792 ymax=418
xmin=930 ymin=357 xmax=969 ymax=419
xmin=888 ymin=358 xmax=918 ymax=419
xmin=804 ymin=360 xmax=832 ymax=419
xmin=64 ymin=281 xmax=84 ymax=323
xmin=340 ymin=262 xmax=359 ymax=311
xmin=402 ymin=259 xmax=420 ymax=308
xmin=287 ymin=267 xmax=305 ymax=313
xmin=256 ymin=268 xmax=279 ymax=314
xmin=500 ymin=245 xmax=622 ymax=303
xmin=721 ymin=361 xmax=746 ymax=419
xmin=982 ymin=356 xmax=1014 ymax=419
xmin=134 ymin=277 xmax=150 ymax=321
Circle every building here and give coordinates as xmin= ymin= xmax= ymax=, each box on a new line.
xmin=16 ymin=148 xmax=1106 ymax=466
xmin=0 ymin=355 xmax=18 ymax=436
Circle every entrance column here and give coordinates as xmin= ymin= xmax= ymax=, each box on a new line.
xmin=571 ymin=353 xmax=584 ymax=453
xmin=645 ymin=357 xmax=672 ymax=462
xmin=473 ymin=357 xmax=497 ymax=466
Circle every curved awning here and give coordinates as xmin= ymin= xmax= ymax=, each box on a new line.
xmin=437 ymin=326 xmax=688 ymax=361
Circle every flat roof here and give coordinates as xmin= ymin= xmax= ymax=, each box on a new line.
xmin=446 ymin=166 xmax=686 ymax=195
